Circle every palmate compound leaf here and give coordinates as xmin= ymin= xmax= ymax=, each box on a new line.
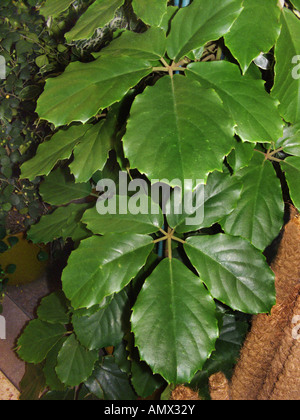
xmin=132 ymin=0 xmax=168 ymax=27
xmin=224 ymin=0 xmax=281 ymax=74
xmin=166 ymin=0 xmax=243 ymax=62
xmin=272 ymin=8 xmax=300 ymax=124
xmin=123 ymin=75 xmax=236 ymax=188
xmin=220 ymin=151 xmax=284 ymax=251
xmin=281 ymin=157 xmax=300 ymax=211
xmin=166 ymin=170 xmax=242 ymax=233
xmin=184 ymin=234 xmax=276 ymax=314
xmin=36 ymin=55 xmax=153 ymax=127
xmin=65 ymin=0 xmax=125 ymax=42
xmin=131 ymin=258 xmax=219 ymax=384
xmin=82 ymin=194 xmax=163 ymax=235
xmin=187 ymin=61 xmax=284 ymax=143
xmin=62 ymin=233 xmax=154 ymax=309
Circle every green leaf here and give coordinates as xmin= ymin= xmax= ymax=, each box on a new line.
xmin=43 ymin=338 xmax=67 ymax=392
xmin=166 ymin=0 xmax=243 ymax=62
xmin=85 ymin=357 xmax=136 ymax=400
xmin=272 ymin=8 xmax=300 ymax=124
xmin=276 ymin=124 xmax=300 ymax=157
xmin=221 ymin=152 xmax=284 ymax=251
xmin=224 ymin=0 xmax=281 ymax=73
xmin=39 ymin=0 xmax=74 ymax=19
xmin=132 ymin=0 xmax=168 ymax=27
xmin=187 ymin=61 xmax=283 ymax=143
xmin=227 ymin=140 xmax=255 ymax=173
xmin=72 ymin=289 xmax=130 ymax=350
xmin=131 ymin=258 xmax=218 ymax=384
xmin=65 ymin=0 xmax=125 ymax=42
xmin=36 ymin=55 xmax=153 ymax=127
xmin=37 ymin=291 xmax=70 ymax=325
xmin=123 ymin=75 xmax=235 ymax=188
xmin=21 ymin=125 xmax=90 ymax=181
xmin=94 ymin=27 xmax=166 ymax=61
xmin=167 ymin=170 xmax=242 ymax=233
xmin=82 ymin=195 xmax=163 ymax=235
xmin=184 ymin=234 xmax=276 ymax=314
xmin=27 ymin=203 xmax=90 ymax=244
xmin=131 ymin=359 xmax=165 ymax=399
xmin=40 ymin=168 xmax=92 ymax=206
xmin=70 ymin=118 xmax=115 ymax=183
xmin=56 ymin=334 xmax=98 ymax=387
xmin=291 ymin=0 xmax=300 ymax=10
xmin=17 ymin=320 xmax=66 ymax=364
xmin=62 ymin=233 xmax=154 ymax=309
xmin=282 ymin=157 xmax=300 ymax=211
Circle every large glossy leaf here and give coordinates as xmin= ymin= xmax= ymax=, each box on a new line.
xmin=39 ymin=0 xmax=74 ymax=19
xmin=85 ymin=357 xmax=136 ymax=400
xmin=276 ymin=124 xmax=300 ymax=157
xmin=221 ymin=152 xmax=284 ymax=251
xmin=131 ymin=258 xmax=218 ymax=384
xmin=94 ymin=27 xmax=167 ymax=61
xmin=282 ymin=157 xmax=300 ymax=211
xmin=56 ymin=334 xmax=98 ymax=387
xmin=166 ymin=0 xmax=243 ymax=62
xmin=72 ymin=289 xmax=130 ymax=350
xmin=272 ymin=9 xmax=300 ymax=124
xmin=123 ymin=75 xmax=235 ymax=188
xmin=17 ymin=320 xmax=66 ymax=364
xmin=39 ymin=168 xmax=92 ymax=206
xmin=27 ymin=203 xmax=90 ymax=244
xmin=132 ymin=0 xmax=168 ymax=27
xmin=224 ymin=0 xmax=281 ymax=73
xmin=167 ymin=170 xmax=242 ymax=233
xmin=187 ymin=61 xmax=283 ymax=143
xmin=82 ymin=195 xmax=163 ymax=235
xmin=62 ymin=233 xmax=154 ymax=309
xmin=184 ymin=234 xmax=276 ymax=314
xmin=21 ymin=125 xmax=90 ymax=181
xmin=65 ymin=0 xmax=125 ymax=42
xmin=36 ymin=55 xmax=153 ymax=127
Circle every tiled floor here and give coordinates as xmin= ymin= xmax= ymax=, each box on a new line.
xmin=0 ymin=275 xmax=53 ymax=400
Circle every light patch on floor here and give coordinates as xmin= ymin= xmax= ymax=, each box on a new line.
xmin=0 ymin=370 xmax=19 ymax=400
